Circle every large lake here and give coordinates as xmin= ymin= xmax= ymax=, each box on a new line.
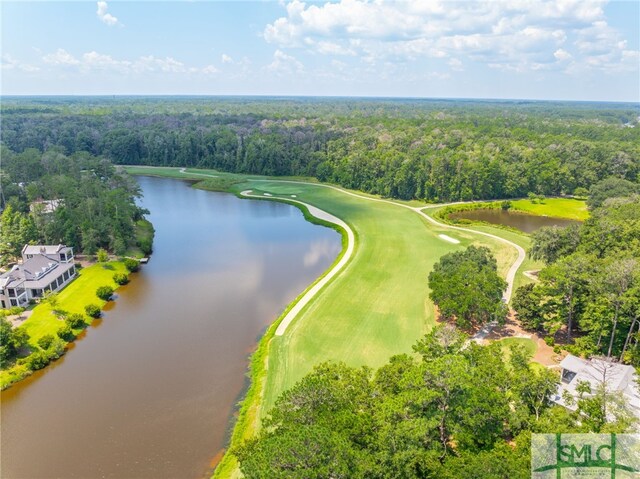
xmin=0 ymin=176 xmax=341 ymax=478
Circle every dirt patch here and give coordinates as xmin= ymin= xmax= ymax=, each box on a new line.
xmin=486 ymin=311 xmax=564 ymax=367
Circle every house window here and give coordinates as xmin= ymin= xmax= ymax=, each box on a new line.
xmin=8 ymin=289 xmax=15 ymax=297
xmin=561 ymin=369 xmax=577 ymax=384
xmin=10 ymin=299 xmax=18 ymax=307
xmin=1 ymin=300 xmax=5 ymax=308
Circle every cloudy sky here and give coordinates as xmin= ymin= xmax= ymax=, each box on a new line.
xmin=1 ymin=0 xmax=638 ymax=101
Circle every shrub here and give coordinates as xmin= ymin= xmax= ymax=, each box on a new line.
xmin=573 ymin=187 xmax=589 ymax=198
xmin=113 ymin=273 xmax=129 ymax=285
xmin=85 ymin=304 xmax=101 ymax=318
xmin=544 ymin=336 xmax=555 ymax=346
xmin=139 ymin=238 xmax=153 ymax=256
xmin=96 ymin=248 xmax=109 ymax=263
xmin=65 ymin=313 xmax=86 ymax=329
xmin=123 ymin=258 xmax=139 ymax=272
xmin=500 ymin=200 xmax=512 ymax=211
xmin=25 ymin=351 xmax=49 ymax=371
xmin=553 ymin=345 xmax=562 ymax=354
xmin=57 ymin=324 xmax=75 ymax=341
xmin=38 ymin=334 xmax=55 ymax=350
xmin=96 ymin=285 xmax=114 ymax=301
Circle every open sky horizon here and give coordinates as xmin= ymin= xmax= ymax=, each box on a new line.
xmin=2 ymin=1 xmax=639 ymax=102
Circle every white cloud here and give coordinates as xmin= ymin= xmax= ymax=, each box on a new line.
xmin=267 ymin=49 xmax=304 ymax=74
xmin=554 ymin=48 xmax=572 ymax=61
xmin=448 ymin=58 xmax=463 ymax=71
xmin=135 ymin=55 xmax=186 ymax=73
xmin=263 ymin=0 xmax=633 ymax=74
xmin=1 ymin=54 xmax=40 ymax=72
xmin=43 ymin=48 xmax=81 ymax=66
xmin=39 ymin=49 xmax=222 ymax=75
xmin=221 ymin=53 xmax=233 ymax=64
xmin=202 ymin=65 xmax=219 ymax=74
xmin=96 ymin=1 xmax=120 ymax=27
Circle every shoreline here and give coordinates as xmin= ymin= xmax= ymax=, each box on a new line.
xmin=240 ymin=190 xmax=355 ymax=337
xmin=0 ymin=257 xmax=150 ymax=391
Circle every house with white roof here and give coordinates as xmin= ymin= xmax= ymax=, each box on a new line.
xmin=0 ymin=245 xmax=76 ymax=309
xmin=552 ymin=354 xmax=640 ymax=419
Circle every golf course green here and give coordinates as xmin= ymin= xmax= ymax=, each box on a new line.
xmin=124 ymin=166 xmax=534 ymax=478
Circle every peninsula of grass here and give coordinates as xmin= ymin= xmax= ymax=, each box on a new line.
xmin=124 ymin=167 xmax=531 ymax=479
xmin=0 ymin=261 xmax=129 ymax=390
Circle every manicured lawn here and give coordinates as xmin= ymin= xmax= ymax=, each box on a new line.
xmin=21 ymin=261 xmax=127 ymax=346
xmin=497 ymin=337 xmax=538 ymax=362
xmin=510 ymin=198 xmax=589 ymax=220
xmin=223 ymin=180 xmax=518 ymax=413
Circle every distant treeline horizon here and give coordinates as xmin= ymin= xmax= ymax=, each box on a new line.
xmin=2 ymin=97 xmax=638 ymax=202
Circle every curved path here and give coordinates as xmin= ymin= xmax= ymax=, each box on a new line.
xmin=248 ymin=179 xmax=525 ymax=302
xmin=239 ymin=190 xmax=355 ymax=337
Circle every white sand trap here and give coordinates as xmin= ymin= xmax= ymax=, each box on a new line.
xmin=439 ymin=234 xmax=460 ymax=244
xmin=263 ymin=193 xmax=272 ymax=196
xmin=291 ymin=195 xmax=297 ymax=198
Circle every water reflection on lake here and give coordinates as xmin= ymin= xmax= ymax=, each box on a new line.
xmin=0 ymin=176 xmax=341 ymax=479
xmin=449 ymin=208 xmax=580 ymax=233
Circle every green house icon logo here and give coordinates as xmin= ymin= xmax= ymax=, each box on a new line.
xmin=532 ymin=434 xmax=640 ymax=478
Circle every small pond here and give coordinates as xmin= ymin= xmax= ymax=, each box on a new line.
xmin=449 ymin=208 xmax=581 ymax=233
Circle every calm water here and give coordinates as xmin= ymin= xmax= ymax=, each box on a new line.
xmin=0 ymin=177 xmax=340 ymax=478
xmin=449 ymin=208 xmax=580 ymax=233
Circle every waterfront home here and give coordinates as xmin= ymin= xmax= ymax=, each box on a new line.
xmin=0 ymin=245 xmax=76 ymax=309
xmin=552 ymin=354 xmax=640 ymax=419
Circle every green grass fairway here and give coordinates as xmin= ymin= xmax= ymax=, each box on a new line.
xmin=510 ymin=198 xmax=588 ymax=220
xmin=224 ymin=180 xmax=518 ymax=413
xmin=21 ymin=261 xmax=127 ymax=346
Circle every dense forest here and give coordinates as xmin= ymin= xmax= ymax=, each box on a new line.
xmin=235 ymin=326 xmax=635 ymax=479
xmin=2 ymin=97 xmax=639 ymax=201
xmin=0 ymin=147 xmax=150 ymax=265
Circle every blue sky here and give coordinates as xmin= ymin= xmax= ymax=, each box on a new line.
xmin=1 ymin=1 xmax=638 ymax=101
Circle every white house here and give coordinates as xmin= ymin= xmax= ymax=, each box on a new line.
xmin=552 ymin=354 xmax=640 ymax=419
xmin=0 ymin=245 xmax=76 ymax=309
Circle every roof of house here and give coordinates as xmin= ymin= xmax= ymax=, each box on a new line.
xmin=29 ymin=199 xmax=63 ymax=214
xmin=2 ymin=246 xmax=75 ymax=292
xmin=22 ymin=244 xmax=71 ymax=256
xmin=0 ymin=266 xmax=26 ymax=290
xmin=556 ymin=354 xmax=640 ymax=416
xmin=560 ymin=355 xmax=589 ymax=373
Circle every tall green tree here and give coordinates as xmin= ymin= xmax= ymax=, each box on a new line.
xmin=428 ymin=246 xmax=507 ymax=328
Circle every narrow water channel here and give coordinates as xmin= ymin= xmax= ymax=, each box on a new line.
xmin=0 ymin=176 xmax=341 ymax=478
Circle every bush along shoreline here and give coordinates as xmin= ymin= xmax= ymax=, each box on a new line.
xmin=0 ymin=257 xmax=145 ymax=390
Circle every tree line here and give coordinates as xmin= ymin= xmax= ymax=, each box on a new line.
xmin=2 ymin=97 xmax=638 ymax=202
xmin=0 ymin=147 xmax=150 ymax=265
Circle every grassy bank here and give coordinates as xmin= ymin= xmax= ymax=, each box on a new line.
xmin=509 ymin=197 xmax=588 ymax=220
xmin=124 ymin=167 xmax=531 ymax=478
xmin=1 ymin=261 xmax=130 ymax=390
xmin=434 ymin=197 xmax=588 ymax=224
